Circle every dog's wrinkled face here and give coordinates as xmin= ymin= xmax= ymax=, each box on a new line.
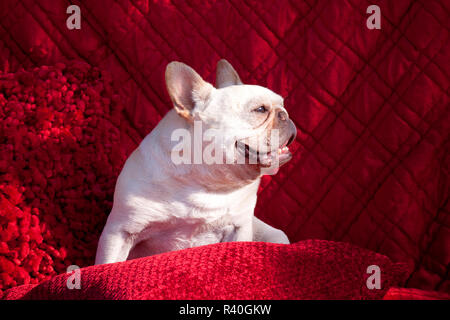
xmin=206 ymin=84 xmax=296 ymax=168
xmin=165 ymin=59 xmax=296 ymax=171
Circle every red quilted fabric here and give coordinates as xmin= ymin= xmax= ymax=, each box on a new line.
xmin=0 ymin=0 xmax=449 ymax=297
xmin=1 ymin=241 xmax=408 ymax=300
xmin=383 ymin=287 xmax=450 ymax=300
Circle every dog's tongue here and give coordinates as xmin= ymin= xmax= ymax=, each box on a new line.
xmin=260 ymin=147 xmax=290 ymax=175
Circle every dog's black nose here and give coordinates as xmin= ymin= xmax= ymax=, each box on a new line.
xmin=278 ymin=110 xmax=288 ymax=121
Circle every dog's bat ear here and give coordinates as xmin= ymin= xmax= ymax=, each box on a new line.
xmin=216 ymin=59 xmax=243 ymax=88
xmin=165 ymin=62 xmax=214 ymax=120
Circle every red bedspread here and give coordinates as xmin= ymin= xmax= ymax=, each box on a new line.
xmin=0 ymin=0 xmax=449 ymax=297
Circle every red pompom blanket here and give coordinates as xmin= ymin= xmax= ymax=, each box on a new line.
xmin=0 ymin=62 xmax=139 ymax=291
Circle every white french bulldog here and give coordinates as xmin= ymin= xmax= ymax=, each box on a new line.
xmin=95 ymin=59 xmax=296 ymax=265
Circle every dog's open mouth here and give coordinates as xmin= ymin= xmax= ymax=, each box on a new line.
xmin=237 ymin=141 xmax=292 ymax=168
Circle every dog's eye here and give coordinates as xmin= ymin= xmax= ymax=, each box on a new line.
xmin=254 ymin=105 xmax=267 ymax=113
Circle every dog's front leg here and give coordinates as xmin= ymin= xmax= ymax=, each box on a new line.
xmin=253 ymin=216 xmax=290 ymax=244
xmin=95 ymin=227 xmax=134 ymax=265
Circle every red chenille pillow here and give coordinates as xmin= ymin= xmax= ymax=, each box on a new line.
xmin=0 ymin=62 xmax=139 ymax=293
xmin=1 ymin=240 xmax=408 ymax=300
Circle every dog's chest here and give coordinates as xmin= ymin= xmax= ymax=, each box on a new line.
xmin=139 ymin=195 xmax=249 ymax=237
xmin=130 ymin=189 xmax=256 ymax=253
xmin=121 ymin=170 xmax=260 ymax=256
xmin=129 ymin=210 xmax=242 ymax=258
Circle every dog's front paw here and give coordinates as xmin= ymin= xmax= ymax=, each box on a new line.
xmin=270 ymin=229 xmax=290 ymax=244
xmin=257 ymin=228 xmax=289 ymax=244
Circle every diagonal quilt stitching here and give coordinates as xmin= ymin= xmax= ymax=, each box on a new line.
xmin=118 ymin=0 xmax=185 ymax=64
xmin=389 ymin=98 xmax=449 ymax=201
xmin=347 ymin=0 xmax=450 ymax=92
xmin=341 ymin=139 xmax=443 ymax=249
xmin=408 ymin=150 xmax=449 ymax=254
xmin=339 ymin=76 xmax=447 ymax=205
xmin=94 ymin=0 xmax=173 ymax=117
xmin=339 ymin=102 xmax=447 ymax=253
xmin=387 ymin=183 xmax=450 ymax=274
xmin=346 ymin=2 xmax=449 ymax=107
xmin=71 ymin=0 xmax=182 ymax=138
xmin=177 ymin=1 xmax=255 ymax=77
xmin=311 ymin=0 xmax=447 ymax=132
xmin=253 ymin=0 xmax=325 ymax=86
xmin=355 ymin=138 xmax=448 ymax=264
xmin=246 ymin=4 xmax=421 ymax=206
xmin=67 ymin=0 xmax=164 ymax=120
xmin=128 ymin=0 xmax=184 ymax=61
xmin=404 ymin=198 xmax=450 ymax=286
xmin=231 ymin=0 xmax=345 ymax=109
xmin=21 ymin=2 xmax=88 ymax=61
xmin=237 ymin=0 xmax=361 ymax=118
xmin=232 ymin=0 xmax=314 ymax=81
xmin=0 ymin=25 xmax=33 ymax=70
xmin=79 ymin=0 xmax=169 ymax=119
xmin=325 ymin=113 xmax=447 ymax=254
xmin=357 ymin=197 xmax=421 ymax=260
xmin=312 ymin=4 xmax=448 ymax=210
xmin=238 ymin=0 xmax=296 ymax=47
xmin=229 ymin=2 xmax=345 ymax=197
xmin=178 ymin=0 xmax=300 ymax=97
xmin=372 ymin=177 xmax=434 ymax=252
xmin=73 ymin=10 xmax=168 ymax=128
xmin=0 ymin=14 xmax=37 ymax=69
xmin=128 ymin=0 xmax=270 ymax=97
xmin=23 ymin=0 xmax=153 ymax=137
xmin=363 ymin=137 xmax=449 ymax=270
xmin=111 ymin=0 xmax=194 ymax=112
xmin=314 ymin=11 xmax=425 ymax=123
xmin=417 ymin=0 xmax=450 ymax=33
xmin=180 ymin=0 xmax=301 ymax=90
xmin=0 ymin=1 xmax=22 ymax=21
xmin=435 ymin=263 xmax=450 ymax=290
xmin=292 ymin=1 xmax=426 ymax=236
xmin=379 ymin=41 xmax=449 ymax=193
xmin=340 ymin=104 xmax=448 ymax=258
xmin=229 ymin=2 xmax=308 ymax=85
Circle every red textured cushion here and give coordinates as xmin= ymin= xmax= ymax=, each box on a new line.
xmin=0 ymin=62 xmax=139 ymax=292
xmin=383 ymin=287 xmax=450 ymax=300
xmin=1 ymin=241 xmax=408 ymax=300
